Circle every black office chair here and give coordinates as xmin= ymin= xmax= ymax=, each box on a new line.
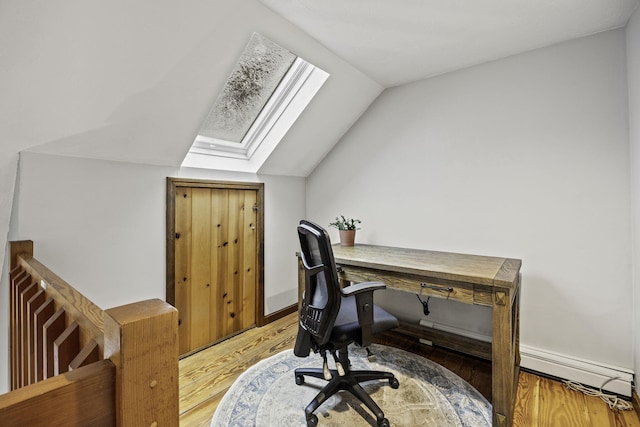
xmin=294 ymin=220 xmax=400 ymax=427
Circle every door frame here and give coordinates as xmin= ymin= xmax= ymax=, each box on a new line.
xmin=166 ymin=178 xmax=265 ymax=327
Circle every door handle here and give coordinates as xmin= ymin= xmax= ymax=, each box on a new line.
xmin=420 ymin=282 xmax=453 ymax=293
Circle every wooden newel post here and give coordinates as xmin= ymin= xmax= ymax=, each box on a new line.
xmin=104 ymin=299 xmax=179 ymax=427
xmin=10 ymin=240 xmax=33 ymax=270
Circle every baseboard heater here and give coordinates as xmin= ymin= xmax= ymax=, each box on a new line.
xmin=520 ymin=345 xmax=633 ymax=397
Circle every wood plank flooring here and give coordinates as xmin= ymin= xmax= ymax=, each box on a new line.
xmin=179 ymin=313 xmax=640 ymax=427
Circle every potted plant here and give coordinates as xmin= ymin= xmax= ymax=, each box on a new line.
xmin=329 ymin=215 xmax=361 ymax=246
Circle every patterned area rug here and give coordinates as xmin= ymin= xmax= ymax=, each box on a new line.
xmin=211 ymin=344 xmax=491 ymax=427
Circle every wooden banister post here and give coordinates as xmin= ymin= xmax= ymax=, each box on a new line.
xmin=10 ymin=240 xmax=33 ymax=270
xmin=104 ymin=299 xmax=179 ymax=427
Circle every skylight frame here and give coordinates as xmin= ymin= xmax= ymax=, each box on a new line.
xmin=189 ymin=57 xmax=319 ymax=161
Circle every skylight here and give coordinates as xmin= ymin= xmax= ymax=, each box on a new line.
xmin=182 ymin=33 xmax=329 ymax=172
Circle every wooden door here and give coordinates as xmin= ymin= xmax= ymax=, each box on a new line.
xmin=167 ymin=179 xmax=264 ymax=356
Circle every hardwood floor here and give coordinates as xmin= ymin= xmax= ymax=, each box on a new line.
xmin=179 ymin=314 xmax=298 ymax=426
xmin=179 ymin=313 xmax=640 ymax=427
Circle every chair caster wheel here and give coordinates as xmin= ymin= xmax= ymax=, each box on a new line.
xmin=390 ymin=377 xmax=400 ymax=389
xmin=306 ymin=414 xmax=318 ymax=426
xmin=378 ymin=418 xmax=390 ymax=427
xmin=295 ymin=374 xmax=305 ymax=385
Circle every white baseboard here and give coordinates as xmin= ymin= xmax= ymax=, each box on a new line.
xmin=520 ymin=345 xmax=634 ymax=397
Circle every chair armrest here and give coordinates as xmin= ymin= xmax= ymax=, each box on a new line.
xmin=341 ymin=282 xmax=386 ymax=347
xmin=341 ymin=282 xmax=386 ymax=296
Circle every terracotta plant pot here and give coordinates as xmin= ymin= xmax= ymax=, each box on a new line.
xmin=339 ymin=229 xmax=356 ymax=246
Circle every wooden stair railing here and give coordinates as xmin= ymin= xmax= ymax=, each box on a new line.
xmin=2 ymin=240 xmax=179 ymax=426
xmin=9 ymin=252 xmax=105 ymax=387
xmin=0 ymin=360 xmax=116 ymax=425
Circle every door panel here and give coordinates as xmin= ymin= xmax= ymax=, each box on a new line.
xmin=210 ymin=188 xmax=227 ymax=343
xmin=190 ymin=188 xmax=212 ymax=350
xmin=174 ymin=188 xmax=192 ymax=354
xmin=169 ymin=181 xmax=261 ymax=356
xmin=225 ymin=190 xmax=241 ymax=335
xmin=241 ymin=190 xmax=257 ymax=329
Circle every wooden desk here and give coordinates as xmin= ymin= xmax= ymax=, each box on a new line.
xmin=297 ymin=244 xmax=521 ymax=427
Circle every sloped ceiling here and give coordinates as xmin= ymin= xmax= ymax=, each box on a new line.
xmin=259 ymin=0 xmax=639 ymax=87
xmin=2 ymin=0 xmax=638 ymax=177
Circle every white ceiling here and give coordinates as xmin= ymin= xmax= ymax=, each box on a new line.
xmin=259 ymin=0 xmax=639 ymax=87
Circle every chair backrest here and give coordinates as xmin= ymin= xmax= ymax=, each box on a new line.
xmin=297 ymin=220 xmax=342 ymax=346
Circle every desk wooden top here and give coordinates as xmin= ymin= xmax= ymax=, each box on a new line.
xmin=331 ymin=244 xmax=521 ymax=288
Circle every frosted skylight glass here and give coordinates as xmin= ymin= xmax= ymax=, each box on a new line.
xmin=183 ymin=33 xmax=330 ymax=172
xmin=198 ymin=33 xmax=296 ymax=143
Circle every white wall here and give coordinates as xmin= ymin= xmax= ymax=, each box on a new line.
xmin=308 ymin=29 xmax=632 ymax=369
xmin=627 ymin=6 xmax=640 ymax=388
xmin=0 ymin=151 xmax=305 ymax=392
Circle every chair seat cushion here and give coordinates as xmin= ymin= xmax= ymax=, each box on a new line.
xmin=330 ymin=295 xmax=398 ymax=344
